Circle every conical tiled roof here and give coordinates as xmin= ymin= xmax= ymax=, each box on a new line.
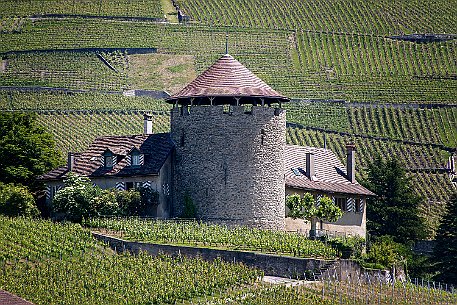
xmin=167 ymin=54 xmax=289 ymax=104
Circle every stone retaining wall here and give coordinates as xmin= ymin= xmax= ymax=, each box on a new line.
xmin=93 ymin=232 xmax=329 ymax=279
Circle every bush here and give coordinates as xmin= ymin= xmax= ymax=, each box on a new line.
xmin=362 ymin=236 xmax=407 ymax=269
xmin=0 ymin=182 xmax=39 ymax=217
xmin=328 ymin=236 xmax=365 ymax=259
xmin=115 ymin=189 xmax=142 ymax=216
xmin=52 ymin=173 xmax=101 ymax=222
xmin=137 ymin=185 xmax=159 ymax=216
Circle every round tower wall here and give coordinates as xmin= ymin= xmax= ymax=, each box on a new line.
xmin=171 ymin=105 xmax=285 ymax=230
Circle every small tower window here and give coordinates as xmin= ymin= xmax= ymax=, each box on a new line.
xmin=261 ymin=129 xmax=265 ymax=145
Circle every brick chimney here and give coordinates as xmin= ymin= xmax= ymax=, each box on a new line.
xmin=144 ymin=113 xmax=153 ymax=135
xmin=306 ymin=152 xmax=315 ymax=180
xmin=67 ymin=152 xmax=75 ymax=172
xmin=346 ymin=144 xmax=356 ymax=183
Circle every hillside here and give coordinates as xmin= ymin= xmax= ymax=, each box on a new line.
xmin=1 ymin=0 xmax=456 ymax=235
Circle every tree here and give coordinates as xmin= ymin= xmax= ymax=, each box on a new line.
xmin=0 ymin=112 xmax=62 ymax=192
xmin=0 ymin=182 xmax=40 ymax=217
xmin=287 ymin=193 xmax=343 ymax=237
xmin=431 ymin=192 xmax=457 ymax=285
xmin=364 ymin=156 xmax=427 ymax=244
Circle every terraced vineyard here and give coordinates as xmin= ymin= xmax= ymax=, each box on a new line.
xmin=85 ymin=217 xmax=338 ymax=259
xmin=176 ymin=0 xmax=457 ymax=34
xmin=1 ymin=0 xmax=164 ymax=19
xmin=36 ymin=110 xmax=170 ymax=153
xmin=0 ymin=0 xmax=455 ymax=233
xmin=0 ymin=91 xmax=170 ymax=111
xmin=1 ymin=51 xmax=128 ymax=91
xmin=0 ymin=217 xmax=260 ymax=305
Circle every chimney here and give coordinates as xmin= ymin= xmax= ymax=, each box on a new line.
xmin=346 ymin=144 xmax=356 ymax=183
xmin=143 ymin=113 xmax=153 ymax=135
xmin=306 ymin=152 xmax=315 ymax=180
xmin=67 ymin=152 xmax=75 ymax=172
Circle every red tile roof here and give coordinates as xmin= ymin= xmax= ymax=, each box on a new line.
xmin=167 ymin=54 xmax=289 ymax=104
xmin=39 ymin=133 xmax=174 ymax=180
xmin=285 ymin=145 xmax=375 ymax=196
xmin=0 ymin=290 xmax=35 ymax=305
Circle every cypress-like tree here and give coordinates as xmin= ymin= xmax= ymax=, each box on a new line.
xmin=432 ymin=192 xmax=457 ymax=285
xmin=364 ymin=156 xmax=427 ymax=244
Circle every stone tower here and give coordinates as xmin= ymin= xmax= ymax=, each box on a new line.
xmin=167 ymin=54 xmax=289 ymax=230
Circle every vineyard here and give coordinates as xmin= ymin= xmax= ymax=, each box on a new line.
xmin=36 ymin=110 xmax=170 ymax=152
xmin=1 ymin=51 xmax=129 ymax=91
xmin=0 ymin=217 xmax=260 ymax=305
xmin=1 ymin=0 xmax=164 ymax=19
xmin=175 ymin=0 xmax=457 ymax=34
xmin=0 ymin=91 xmax=171 ymax=111
xmin=84 ymin=217 xmax=338 ymax=259
xmin=190 ymin=275 xmax=457 ymax=305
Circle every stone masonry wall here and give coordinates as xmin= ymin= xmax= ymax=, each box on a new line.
xmin=93 ymin=232 xmax=326 ymax=279
xmin=171 ymin=105 xmax=286 ymax=230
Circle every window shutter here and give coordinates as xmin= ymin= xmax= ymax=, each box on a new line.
xmin=142 ymin=181 xmax=151 ymax=188
xmin=45 ymin=185 xmax=51 ymax=200
xmin=347 ymin=198 xmax=355 ymax=212
xmin=126 ymin=155 xmax=131 ymax=166
xmin=139 ymin=154 xmax=144 ymax=165
xmin=316 ymin=194 xmax=323 ymax=207
xmin=100 ymin=156 xmax=105 ymax=167
xmin=359 ymin=199 xmax=364 ymax=213
xmin=115 ymin=182 xmax=125 ymax=191
xmin=112 ymin=156 xmax=117 ymax=167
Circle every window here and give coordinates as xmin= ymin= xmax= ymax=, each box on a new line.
xmin=105 ymin=155 xmax=113 ymax=168
xmin=132 ymin=154 xmax=140 ymax=166
xmin=335 ymin=197 xmax=347 ymax=212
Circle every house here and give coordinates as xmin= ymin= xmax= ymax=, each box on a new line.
xmin=285 ymin=144 xmax=374 ymax=237
xmin=39 ymin=114 xmax=174 ymax=218
xmin=40 ymin=53 xmax=374 ymax=237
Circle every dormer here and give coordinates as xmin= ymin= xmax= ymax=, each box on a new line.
xmin=127 ymin=147 xmax=144 ymax=167
xmin=102 ymin=149 xmax=116 ymax=169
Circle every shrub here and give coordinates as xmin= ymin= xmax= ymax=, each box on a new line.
xmin=328 ymin=236 xmax=365 ymax=259
xmin=115 ymin=189 xmax=142 ymax=216
xmin=363 ymin=236 xmax=407 ymax=269
xmin=52 ymin=173 xmax=102 ymax=222
xmin=0 ymin=182 xmax=39 ymax=217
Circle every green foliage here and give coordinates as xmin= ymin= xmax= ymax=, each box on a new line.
xmin=52 ymin=173 xmax=160 ymax=221
xmin=287 ymin=193 xmax=343 ymax=222
xmin=363 ymin=236 xmax=407 ymax=270
xmin=0 ymin=217 xmax=260 ymax=305
xmin=84 ymin=217 xmax=338 ymax=259
xmin=287 ymin=193 xmax=343 ymax=237
xmin=431 ymin=192 xmax=457 ymax=285
xmin=364 ymin=156 xmax=428 ymax=243
xmin=181 ymin=192 xmax=197 ymax=219
xmin=0 ymin=182 xmax=39 ymax=217
xmin=137 ymin=185 xmax=160 ymax=216
xmin=52 ymin=173 xmax=103 ymax=222
xmin=114 ymin=189 xmax=142 ymax=216
xmin=0 ymin=112 xmax=62 ymax=191
xmin=328 ymin=236 xmax=365 ymax=259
